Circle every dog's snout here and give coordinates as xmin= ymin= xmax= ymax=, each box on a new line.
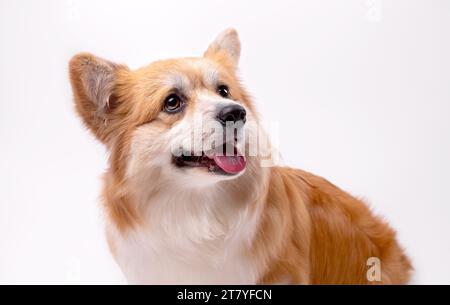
xmin=217 ymin=104 xmax=246 ymax=126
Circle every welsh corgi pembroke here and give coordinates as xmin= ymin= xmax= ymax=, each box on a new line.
xmin=69 ymin=29 xmax=412 ymax=284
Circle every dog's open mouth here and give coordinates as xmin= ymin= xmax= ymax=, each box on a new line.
xmin=173 ymin=143 xmax=246 ymax=175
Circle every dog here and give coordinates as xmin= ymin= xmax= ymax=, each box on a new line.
xmin=69 ymin=29 xmax=412 ymax=284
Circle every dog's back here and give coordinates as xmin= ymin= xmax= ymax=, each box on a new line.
xmin=257 ymin=167 xmax=412 ymax=284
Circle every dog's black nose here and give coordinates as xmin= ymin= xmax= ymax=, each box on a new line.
xmin=217 ymin=104 xmax=246 ymax=126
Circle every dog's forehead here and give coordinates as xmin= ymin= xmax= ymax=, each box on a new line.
xmin=159 ymin=58 xmax=221 ymax=91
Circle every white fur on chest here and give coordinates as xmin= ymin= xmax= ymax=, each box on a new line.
xmin=110 ymin=227 xmax=258 ymax=284
xmin=107 ymin=191 xmax=263 ymax=284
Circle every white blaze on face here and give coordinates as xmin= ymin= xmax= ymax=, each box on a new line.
xmin=196 ymin=60 xmax=220 ymax=88
xmin=168 ymin=90 xmax=245 ymax=156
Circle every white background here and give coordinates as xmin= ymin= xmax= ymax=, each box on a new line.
xmin=1 ymin=0 xmax=449 ymax=284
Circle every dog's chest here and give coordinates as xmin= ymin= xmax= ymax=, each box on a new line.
xmin=110 ymin=227 xmax=258 ymax=284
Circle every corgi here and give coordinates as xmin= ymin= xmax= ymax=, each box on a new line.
xmin=69 ymin=29 xmax=412 ymax=284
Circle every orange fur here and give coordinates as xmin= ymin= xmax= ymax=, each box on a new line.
xmin=255 ymin=167 xmax=412 ymax=284
xmin=69 ymin=29 xmax=412 ymax=284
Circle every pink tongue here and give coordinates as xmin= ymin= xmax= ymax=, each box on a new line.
xmin=213 ymin=154 xmax=246 ymax=174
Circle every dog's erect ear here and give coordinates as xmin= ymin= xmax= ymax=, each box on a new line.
xmin=69 ymin=53 xmax=128 ymax=143
xmin=204 ymin=28 xmax=241 ymax=68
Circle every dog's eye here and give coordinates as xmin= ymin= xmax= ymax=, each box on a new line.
xmin=217 ymin=85 xmax=230 ymax=98
xmin=164 ymin=94 xmax=184 ymax=113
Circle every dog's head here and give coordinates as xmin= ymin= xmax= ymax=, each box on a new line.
xmin=70 ymin=29 xmax=264 ymax=189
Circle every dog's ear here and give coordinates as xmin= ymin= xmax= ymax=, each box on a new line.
xmin=204 ymin=28 xmax=241 ymax=68
xmin=69 ymin=53 xmax=128 ymax=144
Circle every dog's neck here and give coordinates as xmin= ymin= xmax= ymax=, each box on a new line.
xmin=119 ymin=159 xmax=269 ymax=248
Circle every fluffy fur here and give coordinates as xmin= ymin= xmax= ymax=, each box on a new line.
xmin=69 ymin=29 xmax=412 ymax=284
